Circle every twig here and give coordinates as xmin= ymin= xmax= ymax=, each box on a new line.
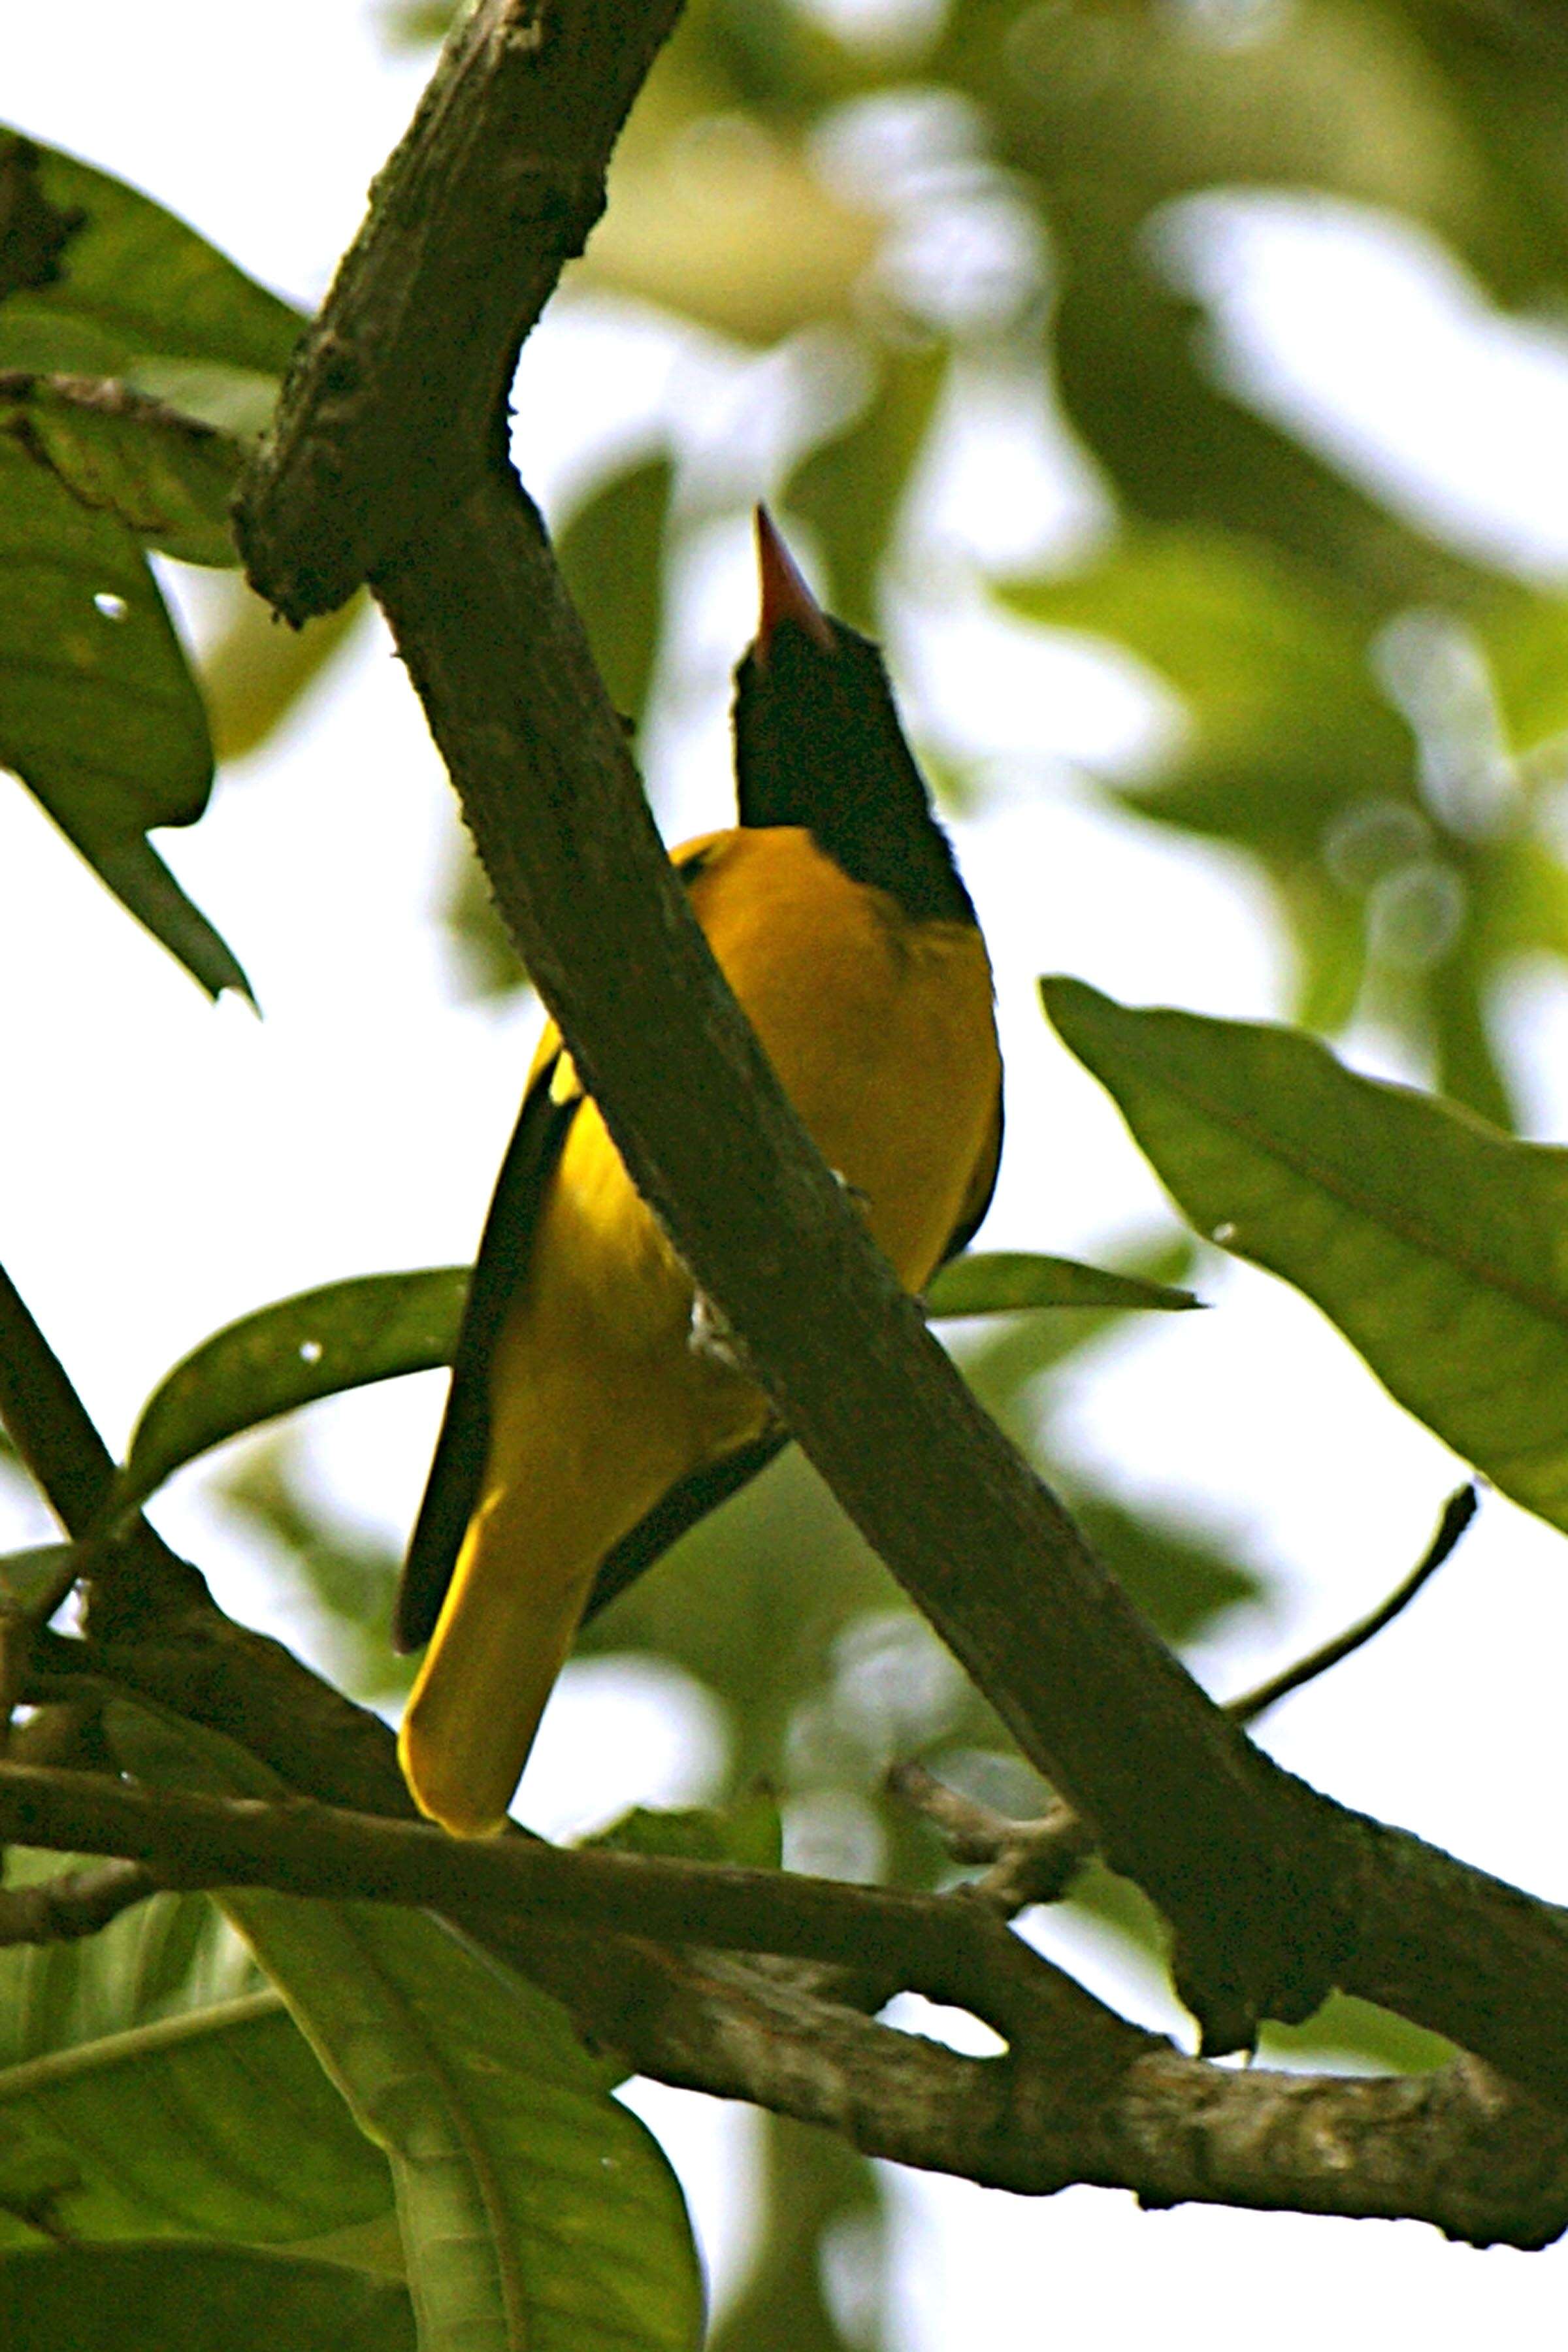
xmin=894 ymin=1488 xmax=1482 ymax=1914
xmin=1228 ymin=1485 xmax=1479 ymax=1726
xmin=0 ymin=1857 xmax=159 ymax=1947
xmin=887 ymin=1761 xmax=1093 ymax=1912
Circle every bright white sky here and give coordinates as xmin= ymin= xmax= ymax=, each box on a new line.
xmin=3 ymin=3 xmax=1568 ymax=2342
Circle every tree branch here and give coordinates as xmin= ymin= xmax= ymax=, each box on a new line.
xmin=7 ymin=1299 xmax=1568 ymax=2223
xmin=235 ymin=0 xmax=683 ymax=620
xmin=3 ymin=1759 xmax=1564 ymax=2250
xmin=1229 ymin=1485 xmax=1480 ymax=1727
xmin=227 ymin=0 xmax=1568 ymax=2071
xmin=0 ymin=1757 xmax=1117 ymax=2053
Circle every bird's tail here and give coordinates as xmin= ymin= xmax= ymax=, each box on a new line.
xmin=397 ymin=1486 xmax=601 ymax=1837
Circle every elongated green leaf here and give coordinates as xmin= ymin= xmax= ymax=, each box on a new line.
xmin=0 ymin=438 xmax=207 ymax=833
xmin=0 ymin=130 xmax=302 ymax=427
xmin=115 ymin=1239 xmax=1196 ymax=1520
xmin=927 ymin=1249 xmax=1200 ymax=1317
xmin=1043 ymin=975 xmax=1568 ymax=1531
xmin=3 ymin=2245 xmax=415 ymax=2352
xmin=785 ymin=342 xmax=947 ymax=634
xmin=999 ymin=528 xmax=1416 ymax=853
xmin=557 ymin=453 xmax=673 ymax=731
xmin=0 ymin=1859 xmax=392 ymax=2255
xmin=2 ymin=376 xmax=245 ymax=565
xmin=114 ymin=1711 xmax=704 ymax=2352
xmin=227 ymin=1899 xmax=703 ymax=2352
xmin=116 ymin=1269 xmax=468 ymax=1512
xmin=0 ymin=435 xmax=247 ymax=996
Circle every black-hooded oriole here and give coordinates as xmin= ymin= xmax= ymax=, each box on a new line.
xmin=395 ymin=510 xmax=1002 ymax=1834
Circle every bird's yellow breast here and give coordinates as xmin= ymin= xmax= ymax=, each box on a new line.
xmin=500 ymin=824 xmax=998 ymax=1465
xmin=685 ymin=826 xmax=998 ymax=1288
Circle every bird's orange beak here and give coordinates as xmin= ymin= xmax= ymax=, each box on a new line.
xmin=755 ymin=505 xmax=835 ymax=657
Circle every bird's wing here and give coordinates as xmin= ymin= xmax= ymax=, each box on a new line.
xmin=939 ymin=1078 xmax=1004 ymax=1267
xmin=393 ymin=1036 xmax=579 ymax=1652
xmin=580 ymin=1427 xmax=790 ymax=1625
xmin=581 ymin=1067 xmax=1003 ymax=1628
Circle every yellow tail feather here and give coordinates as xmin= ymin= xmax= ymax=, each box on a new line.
xmin=397 ymin=1494 xmax=601 ymax=1837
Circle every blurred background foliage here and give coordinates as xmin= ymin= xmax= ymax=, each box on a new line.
xmin=15 ymin=0 xmax=1568 ymax=2339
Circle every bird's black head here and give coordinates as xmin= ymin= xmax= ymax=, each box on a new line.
xmin=732 ymin=511 xmax=976 ymax=927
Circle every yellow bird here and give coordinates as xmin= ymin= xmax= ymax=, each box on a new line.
xmin=395 ymin=511 xmax=1003 ymax=1834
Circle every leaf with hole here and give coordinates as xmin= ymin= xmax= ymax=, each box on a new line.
xmin=0 ymin=434 xmax=246 ymax=996
xmin=114 ymin=1269 xmax=468 ymax=1514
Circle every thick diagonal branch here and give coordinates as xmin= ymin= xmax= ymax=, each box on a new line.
xmin=227 ymin=0 xmax=1568 ymax=2068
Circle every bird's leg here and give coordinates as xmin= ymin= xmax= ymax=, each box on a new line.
xmin=686 ymin=1170 xmax=870 ymax=1372
xmin=687 ymin=1286 xmax=748 ymax=1375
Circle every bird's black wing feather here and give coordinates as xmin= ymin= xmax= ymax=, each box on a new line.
xmin=582 ymin=1077 xmax=1002 ymax=1626
xmin=581 ymin=1428 xmax=790 ymax=1625
xmin=393 ymin=1058 xmax=577 ymax=1652
xmin=939 ymin=1079 xmax=1004 ymax=1268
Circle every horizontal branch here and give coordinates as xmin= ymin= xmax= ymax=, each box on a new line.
xmin=6 ymin=1260 xmax=1564 ymax=2237
xmin=4 ymin=1760 xmax=1564 ymax=2250
xmin=0 ymin=1757 xmax=1136 ymax=2057
xmin=619 ymin=1948 xmax=1568 ymax=2250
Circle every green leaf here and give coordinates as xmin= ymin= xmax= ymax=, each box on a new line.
xmin=927 ymin=1249 xmax=1200 ymax=1317
xmin=203 ymin=585 xmax=368 ymax=764
xmin=999 ymin=527 xmax=1416 ymax=854
xmin=114 ymin=1712 xmax=706 ymax=2352
xmin=557 ymin=453 xmax=674 ymax=730
xmin=0 ymin=436 xmax=246 ymax=997
xmin=1258 ymin=1989 xmax=1455 ymax=2078
xmin=233 ymin=1899 xmax=704 ymax=2352
xmin=785 ymin=342 xmax=947 ymax=634
xmin=0 ymin=2245 xmax=414 ymax=2352
xmin=0 ymin=130 xmax=302 ymax=429
xmin=1 ymin=376 xmax=245 ymax=566
xmin=0 ymin=1543 xmax=78 ymax=1612
xmin=115 ymin=1268 xmax=468 ymax=1514
xmin=586 ymin=1790 xmax=783 ymax=1872
xmin=0 ymin=1861 xmax=393 ymax=2255
xmin=1068 ymin=1490 xmax=1261 ymax=1650
xmin=1043 ymin=975 xmax=1568 ymax=1533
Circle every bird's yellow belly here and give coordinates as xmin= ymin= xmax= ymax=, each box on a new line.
xmin=693 ymin=827 xmax=1000 ymax=1292
xmin=493 ymin=827 xmax=998 ymax=1466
